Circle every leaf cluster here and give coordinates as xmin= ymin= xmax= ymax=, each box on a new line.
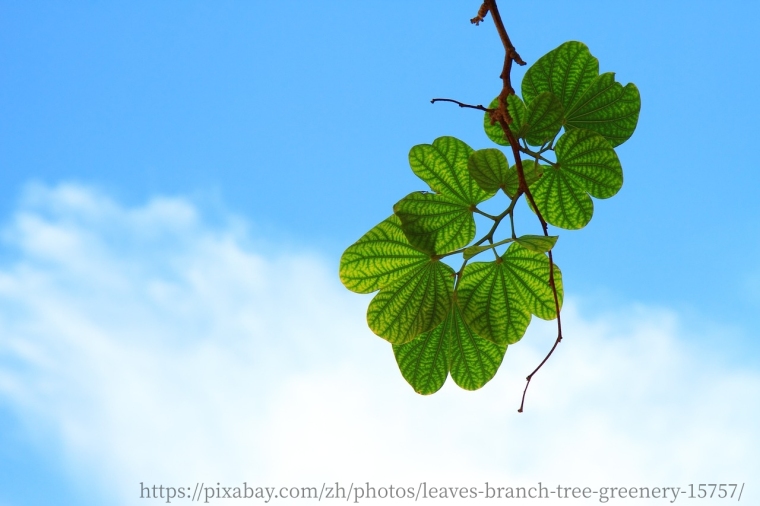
xmin=339 ymin=41 xmax=640 ymax=394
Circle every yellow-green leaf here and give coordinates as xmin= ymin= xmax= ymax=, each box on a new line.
xmin=456 ymin=260 xmax=531 ymax=345
xmin=408 ymin=136 xmax=494 ymax=205
xmin=556 ymin=125 xmax=623 ymax=199
xmin=502 ymin=243 xmax=563 ymax=320
xmin=393 ymin=303 xmax=507 ymax=394
xmin=514 ymin=234 xmax=558 ymax=253
xmin=524 ymin=91 xmax=563 ymax=147
xmin=448 ymin=304 xmax=507 ymax=391
xmin=394 ymin=192 xmax=475 ymax=255
xmin=468 ymin=148 xmax=510 ymax=194
xmin=393 ymin=314 xmax=450 ymax=395
xmin=522 ymin=41 xmax=640 ymax=146
xmin=565 ymin=73 xmax=641 ymax=147
xmin=529 ymin=165 xmax=594 ymax=230
xmin=367 ymin=260 xmax=454 ymax=344
xmin=339 ymin=215 xmax=429 ymax=294
xmin=522 ymin=41 xmax=599 ymax=114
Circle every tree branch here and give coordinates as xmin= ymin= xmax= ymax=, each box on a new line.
xmin=474 ymin=0 xmax=564 ymax=413
xmin=470 ymin=2 xmax=489 ymax=25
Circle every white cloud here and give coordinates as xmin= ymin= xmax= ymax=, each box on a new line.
xmin=0 ymin=183 xmax=758 ymax=505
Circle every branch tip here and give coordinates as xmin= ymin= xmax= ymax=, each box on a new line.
xmin=510 ymin=49 xmax=526 ymax=66
xmin=470 ymin=3 xmax=489 ymax=25
xmin=431 ymin=98 xmax=491 ymax=112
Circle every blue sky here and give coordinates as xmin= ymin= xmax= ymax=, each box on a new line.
xmin=1 ymin=1 xmax=759 ymax=505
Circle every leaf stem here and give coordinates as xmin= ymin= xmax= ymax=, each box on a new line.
xmin=488 ymin=237 xmax=500 ymax=260
xmin=483 ymin=237 xmax=516 ymax=253
xmin=454 ymin=259 xmax=470 ymax=290
xmin=441 ymin=190 xmax=521 ymax=262
xmin=519 ymin=145 xmax=557 ymax=167
xmin=474 ymin=190 xmax=522 ymax=247
xmin=473 ymin=207 xmax=499 ymax=220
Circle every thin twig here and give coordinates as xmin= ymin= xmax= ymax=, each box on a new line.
xmin=430 ymin=98 xmax=491 ymax=112
xmin=517 ymin=250 xmax=564 ymax=411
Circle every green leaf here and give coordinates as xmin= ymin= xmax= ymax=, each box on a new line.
xmin=457 ymin=244 xmax=563 ymax=344
xmin=522 ymin=41 xmax=640 ymax=147
xmin=502 ymin=243 xmax=563 ymax=320
xmin=468 ymin=148 xmax=510 ymax=193
xmin=556 ymin=128 xmax=623 ymax=199
xmin=529 ymin=165 xmax=594 ymax=229
xmin=394 ymin=192 xmax=475 ymax=255
xmin=448 ymin=304 xmax=507 ymax=391
xmin=565 ymin=73 xmax=641 ymax=147
xmin=456 ymin=260 xmax=531 ymax=345
xmin=408 ymin=136 xmax=494 ymax=205
xmin=463 ymin=244 xmax=492 ymax=261
xmin=393 ymin=303 xmax=506 ymax=393
xmin=528 ymin=129 xmax=621 ymax=229
xmin=524 ymin=92 xmax=563 ymax=147
xmin=367 ymin=260 xmax=454 ymax=344
xmin=393 ymin=313 xmax=450 ymax=395
xmin=522 ymin=41 xmax=599 ymax=114
xmin=503 ymin=159 xmax=545 ymax=198
xmin=514 ymin=234 xmax=558 ymax=253
xmin=339 ymin=215 xmax=429 ymax=294
xmin=483 ymin=95 xmax=526 ymax=146
xmin=462 ymin=237 xmax=516 ymax=260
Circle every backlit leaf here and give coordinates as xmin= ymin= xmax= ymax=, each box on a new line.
xmin=468 ymin=148 xmax=510 ymax=194
xmin=514 ymin=234 xmax=558 ymax=253
xmin=463 ymin=237 xmax=515 ymax=261
xmin=524 ymin=91 xmax=563 ymax=147
xmin=393 ymin=314 xmax=450 ymax=395
xmin=565 ymin=73 xmax=641 ymax=147
xmin=463 ymin=244 xmax=492 ymax=261
xmin=408 ymin=136 xmax=493 ymax=205
xmin=448 ymin=304 xmax=507 ymax=391
xmin=528 ymin=128 xmax=621 ymax=229
xmin=394 ymin=192 xmax=475 ymax=255
xmin=502 ymin=243 xmax=563 ymax=320
xmin=522 ymin=41 xmax=599 ymax=113
xmin=555 ymin=128 xmax=623 ymax=199
xmin=522 ymin=41 xmax=640 ymax=146
xmin=456 ymin=260 xmax=531 ymax=345
xmin=529 ymin=165 xmax=594 ymax=229
xmin=339 ymin=215 xmax=429 ymax=294
xmin=393 ymin=303 xmax=506 ymax=393
xmin=367 ymin=260 xmax=454 ymax=344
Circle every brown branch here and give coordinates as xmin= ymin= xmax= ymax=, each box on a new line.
xmin=430 ymin=98 xmax=492 ymax=112
xmin=518 ymin=250 xmax=564 ymax=412
xmin=475 ymin=0 xmax=564 ymax=413
xmin=470 ymin=2 xmax=489 ymax=25
xmin=484 ymin=0 xmax=525 ymax=102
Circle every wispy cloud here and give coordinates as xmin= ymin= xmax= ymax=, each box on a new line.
xmin=0 ymin=184 xmax=757 ymax=505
